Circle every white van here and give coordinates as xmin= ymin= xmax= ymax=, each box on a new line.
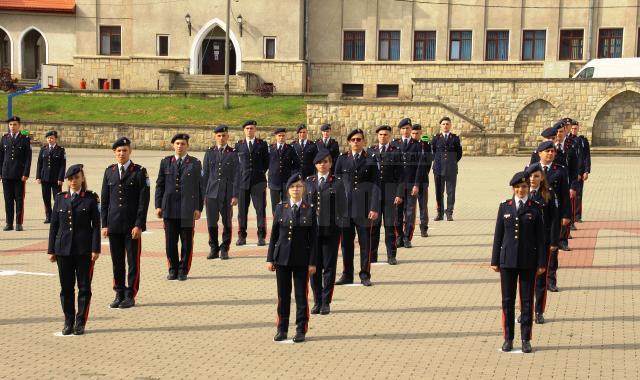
xmin=573 ymin=58 xmax=640 ymax=79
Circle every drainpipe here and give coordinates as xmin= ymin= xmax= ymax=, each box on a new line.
xmin=586 ymin=0 xmax=595 ymax=60
xmin=304 ymin=0 xmax=310 ymax=93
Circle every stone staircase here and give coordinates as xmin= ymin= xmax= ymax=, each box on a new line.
xmin=15 ymin=78 xmax=40 ymax=88
xmin=170 ymin=74 xmax=240 ymax=92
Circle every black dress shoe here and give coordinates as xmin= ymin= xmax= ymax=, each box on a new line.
xmin=178 ymin=273 xmax=188 ymax=281
xmin=167 ymin=272 xmax=178 ymax=280
xmin=535 ymin=312 xmax=544 ymax=324
xmin=361 ymin=278 xmax=372 ymax=287
xmin=236 ymin=237 xmax=246 ymax=246
xmin=576 ymin=218 xmax=583 ymax=223
xmin=403 ymin=240 xmax=412 ymax=248
xmin=73 ymin=324 xmax=85 ymax=335
xmin=388 ymin=257 xmax=398 ymax=265
xmin=335 ymin=275 xmax=353 ymax=285
xmin=273 ymin=331 xmax=287 ymax=341
xmin=118 ymin=297 xmax=135 ymax=309
xmin=311 ymin=304 xmax=321 ymax=314
xmin=109 ymin=296 xmax=124 ymax=308
xmin=3 ymin=225 xmax=13 ymax=231
xmin=62 ymin=323 xmax=74 ymax=335
xmin=371 ymin=257 xmax=378 ymax=263
xmin=395 ymin=237 xmax=404 ymax=248
xmin=220 ymin=250 xmax=229 ymax=260
xmin=44 ymin=218 xmax=51 ymax=224
xmin=570 ymin=223 xmax=577 ymax=231
xmin=548 ymin=284 xmax=559 ymax=292
xmin=420 ymin=228 xmax=428 ymax=237
xmin=320 ymin=304 xmax=330 ymax=315
xmin=257 ymin=238 xmax=266 ymax=246
xmin=558 ymin=242 xmax=571 ymax=251
xmin=207 ymin=248 xmax=219 ymax=260
xmin=446 ymin=214 xmax=453 ymax=221
xmin=522 ymin=340 xmax=532 ymax=353
xmin=434 ymin=214 xmax=443 ymax=221
xmin=15 ymin=224 xmax=23 ymax=231
xmin=292 ymin=332 xmax=306 ymax=343
xmin=501 ymin=340 xmax=513 ymax=352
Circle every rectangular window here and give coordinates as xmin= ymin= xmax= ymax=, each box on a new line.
xmin=100 ymin=26 xmax=122 ymax=56
xmin=414 ymin=31 xmax=436 ymax=61
xmin=522 ymin=30 xmax=546 ymax=60
xmin=449 ymin=31 xmax=472 ymax=61
xmin=264 ymin=37 xmax=276 ymax=59
xmin=377 ymin=84 xmax=399 ymax=98
xmin=156 ymin=35 xmax=169 ymax=56
xmin=342 ymin=84 xmax=364 ymax=97
xmin=378 ymin=31 xmax=400 ymax=61
xmin=485 ymin=31 xmax=509 ymax=61
xmin=343 ymin=31 xmax=365 ymax=61
xmin=111 ymin=79 xmax=120 ymax=90
xmin=559 ymin=30 xmax=584 ymax=60
xmin=598 ymin=28 xmax=623 ymax=58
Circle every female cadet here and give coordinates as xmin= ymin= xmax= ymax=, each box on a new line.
xmin=267 ymin=174 xmax=317 ymax=343
xmin=304 ymin=149 xmax=347 ymax=315
xmin=48 ymin=164 xmax=101 ymax=335
xmin=491 ymin=171 xmax=546 ymax=353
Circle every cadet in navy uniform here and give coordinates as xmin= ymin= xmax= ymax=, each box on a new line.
xmin=554 ymin=122 xmax=580 ymax=250
xmin=267 ymin=174 xmax=317 ymax=343
xmin=569 ymin=120 xmax=591 ymax=223
xmin=292 ymin=124 xmax=318 ymax=179
xmin=315 ymin=123 xmax=340 ymax=173
xmin=536 ymin=141 xmax=571 ymax=292
xmin=432 ymin=116 xmax=462 ymax=221
xmin=155 ymin=133 xmax=203 ymax=281
xmin=0 ymin=116 xmax=32 ymax=231
xmin=268 ymin=127 xmax=300 ymax=213
xmin=529 ymin=126 xmax=558 ymax=166
xmin=101 ymin=137 xmax=150 ymax=308
xmin=305 ymin=149 xmax=347 ymax=315
xmin=334 ymin=129 xmax=380 ymax=287
xmin=48 ymin=164 xmax=101 ymax=335
xmin=491 ymin=171 xmax=546 ymax=353
xmin=36 ymin=130 xmax=66 ymax=223
xmin=235 ymin=120 xmax=269 ymax=246
xmin=391 ymin=118 xmax=423 ymax=248
xmin=367 ymin=125 xmax=403 ymax=265
xmin=411 ymin=124 xmax=434 ymax=237
xmin=202 ymin=125 xmax=239 ymax=260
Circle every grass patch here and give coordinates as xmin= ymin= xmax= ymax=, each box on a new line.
xmin=1 ymin=94 xmax=308 ymax=126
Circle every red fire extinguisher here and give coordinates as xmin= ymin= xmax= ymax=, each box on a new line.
xmin=80 ymin=78 xmax=87 ymax=89
xmin=103 ymin=80 xmax=110 ymax=90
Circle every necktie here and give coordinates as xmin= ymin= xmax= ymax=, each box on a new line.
xmin=403 ymin=139 xmax=408 ymax=149
xmin=49 ymin=145 xmax=53 ymax=152
xmin=72 ymin=192 xmax=78 ymax=201
xmin=324 ymin=139 xmax=328 ymax=146
xmin=120 ymin=165 xmax=125 ymax=180
xmin=177 ymin=157 xmax=183 ymax=169
xmin=277 ymin=144 xmax=282 ymax=154
xmin=319 ymin=177 xmax=325 ymax=187
xmin=381 ymin=145 xmax=386 ymax=153
xmin=531 ymin=190 xmax=537 ymax=198
xmin=292 ymin=204 xmax=299 ymax=220
xmin=248 ymin=141 xmax=253 ymax=152
xmin=518 ymin=200 xmax=524 ymax=211
xmin=218 ymin=147 xmax=223 ymax=161
xmin=556 ymin=143 xmax=562 ymax=152
xmin=301 ymin=140 xmax=305 ymax=149
xmin=543 ymin=166 xmax=549 ymax=175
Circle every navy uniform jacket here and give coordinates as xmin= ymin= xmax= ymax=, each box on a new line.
xmin=267 ymin=201 xmax=318 ymax=267
xmin=304 ymin=174 xmax=348 ymax=234
xmin=541 ymin=163 xmax=571 ymax=220
xmin=0 ymin=133 xmax=32 ymax=179
xmin=575 ymin=135 xmax=591 ymax=173
xmin=334 ymin=151 xmax=381 ymax=219
xmin=531 ymin=142 xmax=581 ymax=190
xmin=292 ymin=140 xmax=319 ymax=179
xmin=235 ymin=138 xmax=269 ymax=189
xmin=417 ymin=140 xmax=434 ymax=185
xmin=390 ymin=138 xmax=425 ymax=188
xmin=48 ymin=190 xmax=101 ymax=256
xmin=155 ymin=155 xmax=204 ymax=220
xmin=202 ymin=145 xmax=239 ymax=200
xmin=431 ymin=133 xmax=462 ymax=177
xmin=267 ymin=143 xmax=300 ymax=191
xmin=530 ymin=189 xmax=559 ymax=247
xmin=366 ymin=144 xmax=403 ymax=199
xmin=101 ymin=162 xmax=151 ymax=233
xmin=491 ymin=198 xmax=546 ymax=269
xmin=36 ymin=145 xmax=66 ymax=183
xmin=316 ymin=138 xmax=340 ymax=164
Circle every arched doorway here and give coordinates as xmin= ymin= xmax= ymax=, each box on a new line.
xmin=514 ymin=99 xmax=558 ymax=148
xmin=189 ymin=18 xmax=242 ymax=75
xmin=21 ymin=28 xmax=47 ymax=79
xmin=0 ymin=27 xmax=11 ymax=72
xmin=593 ymin=91 xmax=640 ymax=147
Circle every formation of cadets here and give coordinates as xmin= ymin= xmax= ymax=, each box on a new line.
xmin=493 ymin=117 xmax=591 ymax=353
xmin=1 ymin=114 xmax=591 ymax=350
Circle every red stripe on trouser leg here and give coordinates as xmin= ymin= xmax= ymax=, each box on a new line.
xmin=133 ymin=238 xmax=142 ymax=298
xmin=163 ymin=220 xmax=171 ymax=269
xmin=84 ymin=260 xmax=95 ymax=323
xmin=330 ymin=233 xmax=342 ymax=302
xmin=366 ymin=221 xmax=373 ymax=273
xmin=530 ymin=274 xmax=537 ymax=340
xmin=500 ymin=271 xmax=507 ymax=339
xmin=542 ymin=247 xmax=551 ymax=312
xmin=19 ymin=180 xmax=26 ymax=224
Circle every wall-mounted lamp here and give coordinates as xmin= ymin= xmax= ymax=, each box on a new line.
xmin=185 ymin=14 xmax=192 ymax=36
xmin=236 ymin=14 xmax=243 ymax=37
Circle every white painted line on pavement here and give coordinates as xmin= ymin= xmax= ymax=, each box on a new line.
xmin=0 ymin=270 xmax=55 ymax=277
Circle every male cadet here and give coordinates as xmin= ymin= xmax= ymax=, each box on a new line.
xmin=292 ymin=124 xmax=318 ymax=178
xmin=155 ymin=133 xmax=203 ymax=281
xmin=411 ymin=124 xmax=434 ymax=237
xmin=391 ymin=118 xmax=423 ymax=248
xmin=0 ymin=116 xmax=32 ymax=231
xmin=202 ymin=125 xmax=239 ymax=260
xmin=235 ymin=120 xmax=269 ymax=246
xmin=432 ymin=116 xmax=462 ymax=221
xmin=367 ymin=125 xmax=402 ymax=265
xmin=315 ymin=123 xmax=340 ymax=173
xmin=268 ymin=127 xmax=300 ymax=213
xmin=101 ymin=137 xmax=150 ymax=308
xmin=529 ymin=126 xmax=558 ymax=165
xmin=554 ymin=121 xmax=580 ymax=250
xmin=569 ymin=120 xmax=591 ymax=223
xmin=36 ymin=130 xmax=66 ymax=223
xmin=334 ymin=129 xmax=380 ymax=286
xmin=537 ymin=140 xmax=571 ymax=292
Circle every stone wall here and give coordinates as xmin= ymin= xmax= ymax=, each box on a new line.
xmin=242 ymin=60 xmax=306 ymax=93
xmin=593 ymin=91 xmax=640 ymax=147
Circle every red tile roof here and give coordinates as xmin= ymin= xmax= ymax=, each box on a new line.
xmin=0 ymin=0 xmax=75 ymax=14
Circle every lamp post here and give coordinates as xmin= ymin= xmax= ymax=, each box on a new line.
xmin=237 ymin=14 xmax=243 ymax=37
xmin=224 ymin=0 xmax=230 ymax=109
xmin=185 ymin=14 xmax=192 ymax=36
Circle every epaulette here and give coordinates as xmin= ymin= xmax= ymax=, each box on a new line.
xmin=369 ymin=145 xmax=377 ymax=149
xmin=57 ymin=191 xmax=68 ymax=197
xmin=340 ymin=152 xmax=348 ymax=156
xmin=505 ymin=199 xmax=513 ymax=205
xmin=306 ymin=175 xmax=316 ymax=182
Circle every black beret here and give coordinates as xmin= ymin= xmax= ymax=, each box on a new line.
xmin=553 ymin=121 xmax=565 ymax=130
xmin=509 ymin=171 xmax=529 ymax=187
xmin=242 ymin=120 xmax=257 ymax=128
xmin=296 ymin=124 xmax=307 ymax=133
xmin=375 ymin=125 xmax=392 ymax=133
xmin=285 ymin=173 xmax=304 ymax=190
xmin=273 ymin=127 xmax=286 ymax=135
xmin=45 ymin=130 xmax=58 ymax=138
xmin=412 ymin=124 xmax=422 ymax=131
xmin=313 ymin=149 xmax=331 ymax=164
xmin=525 ymin=162 xmax=542 ymax=176
xmin=320 ymin=123 xmax=331 ymax=131
xmin=7 ymin=116 xmax=20 ymax=123
xmin=347 ymin=128 xmax=364 ymax=141
xmin=214 ymin=125 xmax=228 ymax=133
xmin=171 ymin=133 xmax=190 ymax=143
xmin=397 ymin=118 xmax=412 ymax=128
xmin=561 ymin=117 xmax=573 ymax=125
xmin=65 ymin=164 xmax=84 ymax=178
xmin=537 ymin=140 xmax=555 ymax=152
xmin=570 ymin=119 xmax=579 ymax=126
xmin=112 ymin=136 xmax=131 ymax=149
xmin=540 ymin=128 xmax=557 ymax=138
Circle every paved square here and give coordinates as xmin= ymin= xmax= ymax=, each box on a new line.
xmin=1 ymin=149 xmax=638 ymax=379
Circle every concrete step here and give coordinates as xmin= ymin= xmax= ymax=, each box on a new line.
xmin=171 ymin=74 xmax=238 ymax=91
xmin=591 ymin=147 xmax=640 ymax=156
xmin=16 ymin=79 xmax=39 ymax=88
